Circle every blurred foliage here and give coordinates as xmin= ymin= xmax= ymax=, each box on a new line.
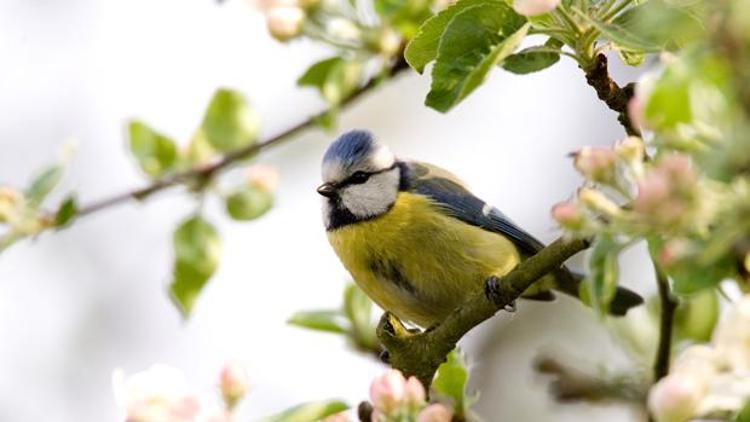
xmin=289 ymin=283 xmax=380 ymax=355
xmin=261 ymin=399 xmax=349 ymax=422
xmin=432 ymin=349 xmax=475 ymax=420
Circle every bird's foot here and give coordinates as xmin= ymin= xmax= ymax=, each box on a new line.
xmin=484 ymin=275 xmax=516 ymax=312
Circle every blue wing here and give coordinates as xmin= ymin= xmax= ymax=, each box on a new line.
xmin=401 ymin=161 xmax=545 ymax=255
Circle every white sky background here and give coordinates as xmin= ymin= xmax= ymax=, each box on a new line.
xmin=0 ymin=0 xmax=654 ymax=420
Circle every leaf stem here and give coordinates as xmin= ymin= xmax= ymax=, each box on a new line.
xmin=73 ymin=57 xmax=409 ymax=219
xmin=653 ymin=261 xmax=677 ymax=382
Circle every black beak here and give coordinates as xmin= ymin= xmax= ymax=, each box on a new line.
xmin=317 ymin=183 xmax=337 ymax=198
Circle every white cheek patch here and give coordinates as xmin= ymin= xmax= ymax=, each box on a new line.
xmin=340 ymin=169 xmax=399 ymax=219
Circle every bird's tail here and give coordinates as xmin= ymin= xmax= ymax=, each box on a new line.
xmin=553 ymin=268 xmax=643 ymax=316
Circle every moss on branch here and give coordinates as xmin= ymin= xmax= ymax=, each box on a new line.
xmin=377 ymin=237 xmax=590 ymax=389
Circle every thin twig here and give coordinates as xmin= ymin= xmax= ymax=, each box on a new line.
xmin=653 ymin=261 xmax=677 ymax=381
xmin=583 ymin=53 xmax=641 ymax=137
xmin=76 ymin=57 xmax=410 ymax=218
xmin=377 ymin=237 xmax=590 ymax=388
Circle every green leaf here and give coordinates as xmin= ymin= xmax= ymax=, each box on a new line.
xmin=201 ymin=88 xmax=259 ymax=153
xmin=287 ymin=310 xmax=350 ymax=334
xmin=25 ymin=165 xmax=64 ymax=207
xmin=581 ymin=14 xmax=661 ymax=52
xmin=612 ymin=0 xmax=706 ymax=51
xmin=169 ymin=215 xmax=221 ymax=317
xmin=128 ymin=120 xmax=179 ymax=178
xmin=261 ymin=400 xmax=349 ymax=422
xmin=502 ymin=38 xmax=562 ymax=74
xmin=585 ymin=235 xmax=622 ymax=316
xmin=404 ymin=0 xmax=502 ymax=73
xmin=298 ymin=58 xmax=362 ymax=106
xmin=54 ymin=196 xmax=78 ymax=228
xmin=432 ymin=349 xmax=473 ymax=418
xmin=425 ymin=4 xmax=528 ymax=112
xmin=225 ymin=186 xmax=273 ymax=221
xmin=185 ymin=129 xmax=216 ymax=166
xmin=737 ymin=401 xmax=750 ymax=422
xmin=374 ymin=0 xmax=432 ymax=38
xmin=616 ymin=46 xmax=646 ymax=66
xmin=343 ymin=284 xmax=372 ymax=336
xmin=674 ymin=289 xmax=719 ymax=343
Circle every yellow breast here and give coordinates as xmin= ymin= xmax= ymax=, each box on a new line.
xmin=327 ymin=192 xmax=521 ymax=327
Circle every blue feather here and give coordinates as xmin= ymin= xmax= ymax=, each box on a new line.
xmin=323 ymin=130 xmax=375 ymax=170
xmin=400 ymin=161 xmax=545 ymax=255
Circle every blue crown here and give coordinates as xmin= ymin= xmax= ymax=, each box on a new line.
xmin=323 ymin=130 xmax=376 ymax=169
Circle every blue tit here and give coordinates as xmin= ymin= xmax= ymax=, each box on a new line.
xmin=317 ymin=130 xmax=643 ymax=328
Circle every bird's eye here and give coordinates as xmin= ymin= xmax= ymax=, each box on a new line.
xmin=349 ymin=171 xmax=370 ymax=184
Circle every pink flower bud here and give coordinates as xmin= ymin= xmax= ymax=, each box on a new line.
xmin=369 ymin=370 xmax=407 ymax=414
xmin=648 ymin=373 xmax=704 ymax=422
xmin=219 ymin=362 xmax=249 ymax=410
xmin=658 ymin=239 xmax=693 ymax=269
xmin=551 ymin=201 xmax=585 ymax=230
xmin=416 ymin=404 xmax=453 ymax=422
xmin=572 ymin=147 xmax=617 ymax=184
xmin=323 ymin=412 xmax=350 ymax=422
xmin=633 ymin=155 xmax=696 ymax=226
xmin=404 ymin=376 xmax=426 ymax=407
xmin=247 ymin=164 xmax=280 ymax=193
xmin=512 ymin=0 xmax=560 ymax=16
xmin=266 ymin=6 xmax=305 ymax=41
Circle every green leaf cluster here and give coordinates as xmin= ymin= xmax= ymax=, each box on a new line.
xmin=127 ymin=88 xmax=260 ymax=179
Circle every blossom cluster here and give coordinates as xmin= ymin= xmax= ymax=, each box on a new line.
xmin=648 ymin=294 xmax=750 ymax=421
xmin=369 ymin=370 xmax=453 ymax=422
xmin=248 ymin=0 xmax=401 ymax=57
xmin=113 ymin=362 xmax=249 ymax=422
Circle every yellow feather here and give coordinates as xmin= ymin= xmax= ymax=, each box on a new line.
xmin=327 ymin=192 xmax=521 ymax=327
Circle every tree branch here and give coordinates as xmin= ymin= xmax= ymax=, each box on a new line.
xmin=583 ymin=54 xmax=641 ymax=137
xmin=377 ymin=237 xmax=590 ymax=388
xmin=75 ymin=57 xmax=410 ymax=218
xmin=653 ymin=261 xmax=676 ymax=381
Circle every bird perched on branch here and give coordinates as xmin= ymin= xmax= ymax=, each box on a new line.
xmin=318 ymin=130 xmax=642 ymax=328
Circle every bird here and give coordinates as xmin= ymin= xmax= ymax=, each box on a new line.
xmin=317 ymin=130 xmax=643 ymax=328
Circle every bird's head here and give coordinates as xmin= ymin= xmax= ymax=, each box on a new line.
xmin=318 ymin=130 xmax=401 ymax=229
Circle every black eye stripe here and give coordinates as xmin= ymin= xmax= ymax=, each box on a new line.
xmin=339 ymin=163 xmax=398 ymax=187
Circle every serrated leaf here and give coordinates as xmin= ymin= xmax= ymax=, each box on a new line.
xmin=261 ymin=400 xmax=349 ymax=422
xmin=288 ymin=310 xmax=350 ymax=334
xmin=128 ymin=121 xmax=178 ymax=178
xmin=25 ymin=165 xmax=64 ymax=207
xmin=432 ymin=349 xmax=473 ymax=418
xmin=585 ymin=235 xmax=622 ymax=316
xmin=405 ymin=0 xmax=504 ymax=73
xmin=225 ymin=186 xmax=273 ymax=221
xmin=201 ymin=88 xmax=259 ymax=153
xmin=425 ymin=4 xmax=528 ymax=112
xmin=169 ymin=215 xmax=221 ymax=317
xmin=502 ymin=38 xmax=562 ymax=74
xmin=54 ymin=196 xmax=78 ymax=228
